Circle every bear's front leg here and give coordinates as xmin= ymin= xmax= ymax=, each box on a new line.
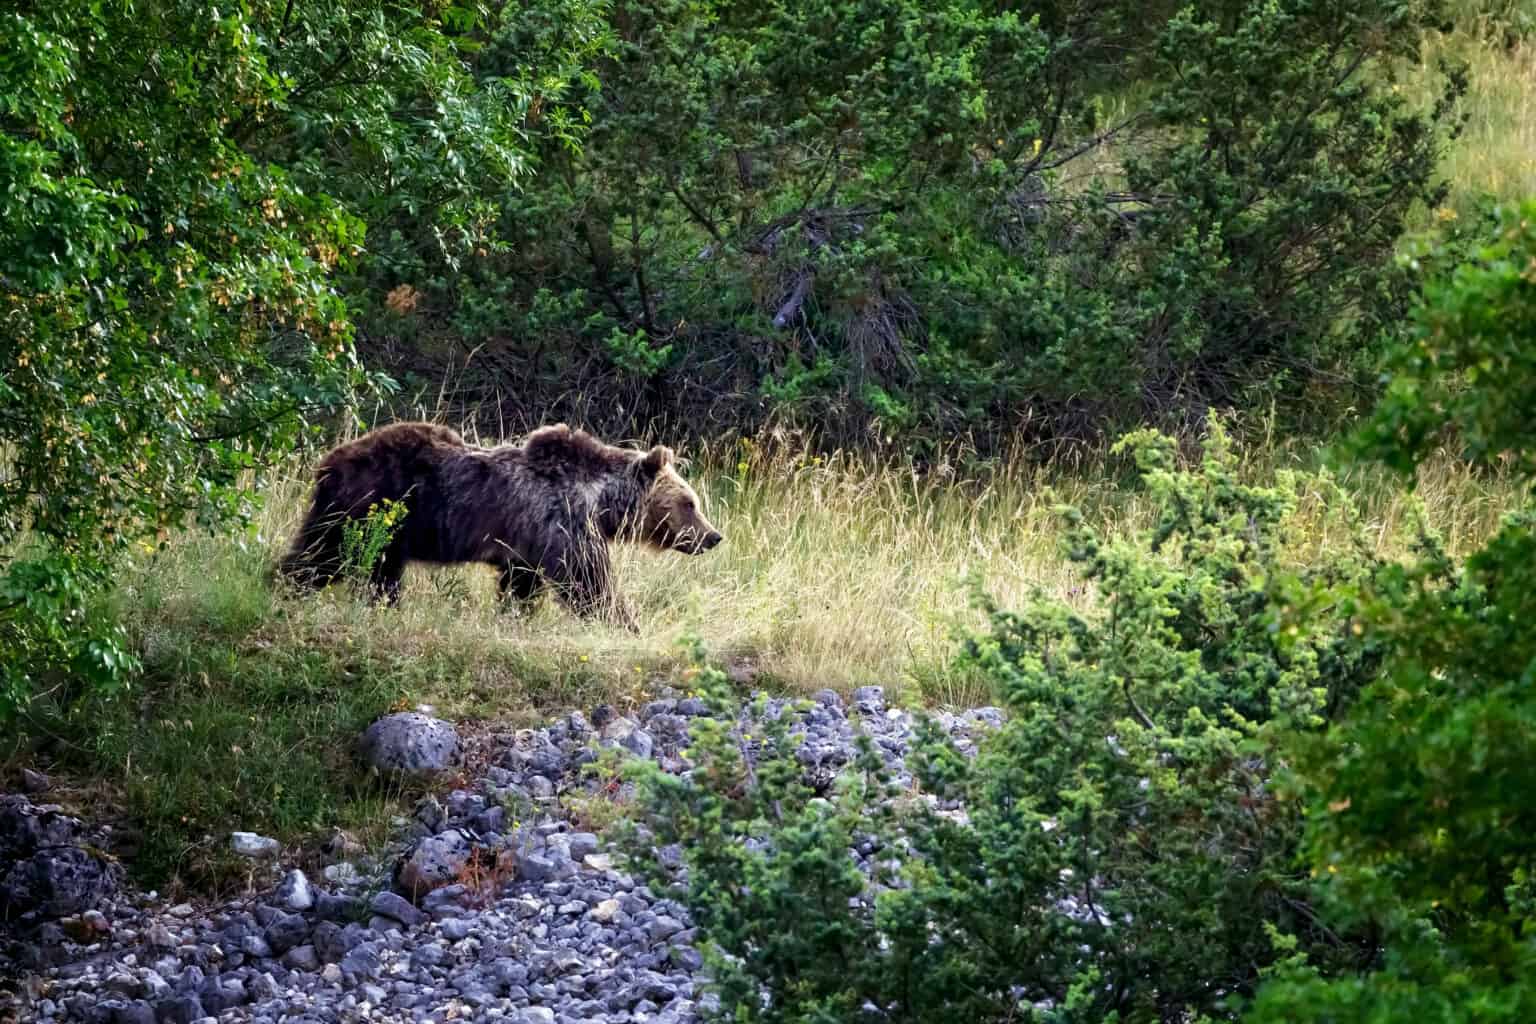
xmin=550 ymin=549 xmax=639 ymax=633
xmin=498 ymin=560 xmax=545 ymax=615
xmin=368 ymin=545 xmax=407 ymax=606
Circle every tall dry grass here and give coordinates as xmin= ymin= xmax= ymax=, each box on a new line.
xmin=120 ymin=426 xmax=1526 ymax=715
xmin=1410 ymin=9 xmax=1536 ymax=210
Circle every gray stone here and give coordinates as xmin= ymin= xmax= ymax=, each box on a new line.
xmin=321 ymin=862 xmax=363 ymax=886
xmin=229 ymin=832 xmax=279 ymax=859
xmin=647 ymin=714 xmax=691 ymax=751
xmin=314 ymin=892 xmax=363 ymax=921
xmin=262 ymin=912 xmax=309 ymax=955
xmin=413 ymin=795 xmax=447 ymax=834
xmin=153 ymin=994 xmax=205 ymax=1024
xmin=0 ymin=796 xmax=79 ymax=854
xmin=410 ymin=942 xmax=448 ymax=969
xmin=471 ymin=805 xmax=506 ymax=833
xmin=114 ymin=1001 xmax=157 ymax=1024
xmin=642 ymin=699 xmax=678 ymax=720
xmin=359 ymin=713 xmax=460 ymax=777
xmin=311 ymin=921 xmax=349 ymax=963
xmin=89 ymin=1000 xmax=128 ymax=1024
xmin=22 ymin=768 xmax=51 ymax=793
xmin=964 ymin=706 xmax=1006 ymax=730
xmin=672 ymin=946 xmax=705 ymax=971
xmin=141 ymin=970 xmax=172 ymax=1001
xmin=279 ymin=944 xmax=320 ymax=972
xmin=367 ymin=914 xmax=400 ymax=934
xmin=394 ymin=830 xmax=472 ymax=898
xmin=341 ymin=922 xmax=376 ymax=950
xmin=0 ymin=688 xmax=986 ymax=1024
xmin=247 ymin=972 xmax=278 ymax=1002
xmin=675 ymin=697 xmax=708 ymax=716
xmin=340 ymin=943 xmax=382 ymax=980
xmin=620 ymin=728 xmax=654 ymax=760
xmin=421 ymin=884 xmax=468 ymax=915
xmin=648 ymin=915 xmax=684 ymax=942
xmin=566 ymin=832 xmax=600 ymax=860
xmin=240 ymin=934 xmax=273 ymax=959
xmin=197 ymin=976 xmax=246 ymax=1013
xmin=852 ymin=686 xmax=885 ymax=714
xmin=370 ymin=891 xmax=427 ymax=927
xmin=514 ymin=852 xmax=556 ymax=884
xmin=600 ymin=716 xmax=651 ymax=759
xmin=275 ymin=869 xmax=313 ymax=912
xmin=1 ymin=845 xmax=119 ymax=919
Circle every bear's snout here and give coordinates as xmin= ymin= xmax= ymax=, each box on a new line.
xmin=676 ymin=528 xmax=723 ymax=554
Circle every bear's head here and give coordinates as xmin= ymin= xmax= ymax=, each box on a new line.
xmin=634 ymin=446 xmax=723 ymax=554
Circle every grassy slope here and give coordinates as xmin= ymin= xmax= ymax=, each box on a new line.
xmin=11 ymin=5 xmax=1535 ymax=892
xmin=22 ymin=428 xmax=1520 ymax=889
xmin=1414 ymin=13 xmax=1536 ymax=216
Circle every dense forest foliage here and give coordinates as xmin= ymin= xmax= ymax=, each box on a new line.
xmin=3 ymin=0 xmax=1535 ymax=1020
xmin=358 ymin=0 xmax=1466 ymax=447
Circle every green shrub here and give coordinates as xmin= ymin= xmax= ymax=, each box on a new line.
xmin=627 ymin=423 xmax=1382 ymax=1021
xmin=1249 ymin=201 xmax=1536 ymax=1022
xmin=367 ymin=0 xmax=1462 ymax=450
xmin=0 ymin=0 xmax=608 ymax=716
xmin=340 ymin=498 xmax=409 ymax=592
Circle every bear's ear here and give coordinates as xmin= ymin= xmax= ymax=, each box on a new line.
xmin=638 ymin=444 xmax=674 ymax=478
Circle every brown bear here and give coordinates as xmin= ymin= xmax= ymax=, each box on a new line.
xmin=279 ymin=422 xmax=722 ymax=627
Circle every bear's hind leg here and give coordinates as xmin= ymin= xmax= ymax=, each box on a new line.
xmin=280 ymin=516 xmax=345 ymax=590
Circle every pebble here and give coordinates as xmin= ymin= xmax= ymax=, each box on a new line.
xmin=262 ymin=912 xmax=309 ymax=955
xmin=276 ymin=869 xmax=314 ymax=912
xmin=230 ymin=832 xmax=280 ymax=858
xmin=370 ymin=891 xmax=427 ymax=927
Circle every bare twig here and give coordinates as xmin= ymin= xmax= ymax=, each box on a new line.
xmin=773 ymin=271 xmax=814 ymax=329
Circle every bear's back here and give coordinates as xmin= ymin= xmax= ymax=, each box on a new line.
xmin=317 ymin=422 xmax=467 ymax=474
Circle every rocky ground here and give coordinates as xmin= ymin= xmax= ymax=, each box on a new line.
xmin=1 ymin=688 xmax=1002 ymax=1024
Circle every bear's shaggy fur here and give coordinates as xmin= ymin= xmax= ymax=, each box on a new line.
xmin=279 ymin=422 xmax=721 ymax=626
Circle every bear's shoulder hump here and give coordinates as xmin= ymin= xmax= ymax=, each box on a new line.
xmin=521 ymin=423 xmax=622 ymax=474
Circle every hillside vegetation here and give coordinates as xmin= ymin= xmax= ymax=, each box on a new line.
xmin=3 ymin=0 xmax=1536 ymax=1018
